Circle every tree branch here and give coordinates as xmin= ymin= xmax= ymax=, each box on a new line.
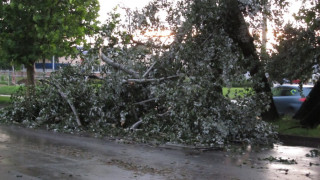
xmin=41 ymin=80 xmax=82 ymax=126
xmin=99 ymin=51 xmax=140 ymax=79
xmin=130 ymin=119 xmax=142 ymax=130
xmin=133 ymin=98 xmax=157 ymax=105
xmin=124 ymin=75 xmax=179 ymax=83
xmin=143 ymin=62 xmax=157 ymax=78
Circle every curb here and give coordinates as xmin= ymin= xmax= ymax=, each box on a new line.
xmin=279 ymin=134 xmax=320 ymax=148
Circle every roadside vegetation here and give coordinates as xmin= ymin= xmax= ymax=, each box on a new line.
xmin=273 ymin=116 xmax=320 ymax=138
xmin=1 ymin=0 xmax=320 ymax=147
xmin=0 ymin=85 xmax=250 ymax=107
xmin=0 ymin=85 xmax=21 ymax=105
xmin=0 ymin=64 xmax=277 ymax=146
xmin=0 ymin=85 xmax=21 ymax=95
xmin=222 ymin=87 xmax=253 ymax=99
xmin=0 ymin=96 xmax=10 ymax=105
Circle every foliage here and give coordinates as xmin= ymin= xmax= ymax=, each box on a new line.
xmin=261 ymin=156 xmax=297 ymax=164
xmin=0 ymin=0 xmax=100 ymax=85
xmin=1 ymin=64 xmax=276 ymax=145
xmin=272 ymin=116 xmax=320 ymax=138
xmin=268 ymin=25 xmax=319 ymax=83
xmin=268 ymin=1 xmax=320 ymax=128
xmin=268 ymin=1 xmax=320 ymax=83
xmin=306 ymin=149 xmax=319 ymax=158
xmin=1 ymin=0 xmax=279 ymax=146
xmin=223 ymin=87 xmax=253 ymax=99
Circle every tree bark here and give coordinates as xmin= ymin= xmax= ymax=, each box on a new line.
xmin=42 ymin=57 xmax=46 ymax=78
xmin=54 ymin=82 xmax=82 ymax=127
xmin=41 ymin=79 xmax=82 ymax=126
xmin=25 ymin=62 xmax=36 ymax=86
xmin=222 ymin=0 xmax=279 ymax=120
xmin=294 ymin=79 xmax=320 ymax=128
xmin=100 ymin=52 xmax=140 ymax=79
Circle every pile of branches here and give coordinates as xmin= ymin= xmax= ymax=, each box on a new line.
xmin=1 ymin=51 xmax=277 ymax=146
xmin=1 ymin=0 xmax=278 ymax=146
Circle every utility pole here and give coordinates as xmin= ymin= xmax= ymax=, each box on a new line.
xmin=261 ymin=0 xmax=269 ymax=62
xmin=52 ymin=56 xmax=55 ymax=71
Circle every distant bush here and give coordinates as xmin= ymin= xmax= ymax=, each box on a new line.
xmin=231 ymin=80 xmax=253 ymax=87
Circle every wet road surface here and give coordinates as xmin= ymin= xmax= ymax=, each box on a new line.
xmin=0 ymin=125 xmax=319 ymax=180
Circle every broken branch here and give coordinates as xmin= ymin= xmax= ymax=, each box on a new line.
xmin=124 ymin=75 xmax=180 ymax=83
xmin=133 ymin=98 xmax=157 ymax=105
xmin=100 ymin=52 xmax=140 ymax=79
xmin=41 ymin=80 xmax=82 ymax=126
xmin=143 ymin=62 xmax=157 ymax=78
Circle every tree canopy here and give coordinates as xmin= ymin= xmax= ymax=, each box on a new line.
xmin=268 ymin=1 xmax=320 ymax=83
xmin=267 ymin=1 xmax=320 ymax=127
xmin=0 ymin=0 xmax=100 ymax=85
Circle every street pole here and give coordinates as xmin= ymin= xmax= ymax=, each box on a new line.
xmin=52 ymin=55 xmax=55 ymax=71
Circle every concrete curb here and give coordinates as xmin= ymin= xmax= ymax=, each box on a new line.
xmin=279 ymin=134 xmax=320 ymax=148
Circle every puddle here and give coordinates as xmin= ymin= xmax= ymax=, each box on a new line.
xmin=0 ymin=130 xmax=10 ymax=142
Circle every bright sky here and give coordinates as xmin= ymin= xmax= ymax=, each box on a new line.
xmin=98 ymin=0 xmax=303 ymax=22
xmin=98 ymin=0 xmax=151 ymax=23
xmin=265 ymin=0 xmax=303 ymax=50
xmin=97 ymin=0 xmax=305 ymax=50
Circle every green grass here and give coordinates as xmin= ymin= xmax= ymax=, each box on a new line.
xmin=272 ymin=116 xmax=320 ymax=138
xmin=0 ymin=85 xmax=21 ymax=105
xmin=0 ymin=96 xmax=11 ymax=104
xmin=222 ymin=87 xmax=253 ymax=99
xmin=0 ymin=85 xmax=21 ymax=95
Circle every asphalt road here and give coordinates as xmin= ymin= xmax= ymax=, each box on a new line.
xmin=0 ymin=125 xmax=319 ymax=180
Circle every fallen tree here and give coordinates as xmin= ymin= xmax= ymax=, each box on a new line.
xmin=222 ymin=0 xmax=279 ymax=121
xmin=1 ymin=0 xmax=279 ymax=146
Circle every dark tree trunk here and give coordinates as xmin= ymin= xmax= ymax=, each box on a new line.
xmin=25 ymin=62 xmax=36 ymax=86
xmin=42 ymin=57 xmax=46 ymax=74
xmin=222 ymin=0 xmax=279 ymax=120
xmin=294 ymin=80 xmax=320 ymax=128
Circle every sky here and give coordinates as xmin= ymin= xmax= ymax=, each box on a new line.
xmin=97 ymin=0 xmax=304 ymax=50
xmin=98 ymin=0 xmax=302 ymax=21
xmin=98 ymin=0 xmax=152 ymax=23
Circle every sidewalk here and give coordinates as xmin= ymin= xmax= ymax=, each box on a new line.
xmin=0 ymin=94 xmax=10 ymax=97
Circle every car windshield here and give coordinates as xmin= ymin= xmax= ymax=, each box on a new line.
xmin=302 ymin=87 xmax=312 ymax=96
xmin=272 ymin=86 xmax=313 ymax=97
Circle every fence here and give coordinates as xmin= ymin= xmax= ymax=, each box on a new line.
xmin=0 ymin=63 xmax=104 ymax=85
xmin=0 ymin=70 xmax=50 ymax=85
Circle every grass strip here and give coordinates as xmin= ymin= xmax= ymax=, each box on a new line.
xmin=272 ymin=116 xmax=320 ymax=138
xmin=0 ymin=85 xmax=21 ymax=95
xmin=0 ymin=96 xmax=11 ymax=104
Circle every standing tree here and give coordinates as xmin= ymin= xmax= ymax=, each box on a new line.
xmin=268 ymin=1 xmax=320 ymax=127
xmin=0 ymin=0 xmax=100 ymax=86
xmin=221 ymin=0 xmax=279 ymax=120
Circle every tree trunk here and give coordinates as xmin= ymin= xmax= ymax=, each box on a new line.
xmin=26 ymin=62 xmax=36 ymax=86
xmin=294 ymin=79 xmax=320 ymax=128
xmin=222 ymin=0 xmax=279 ymax=120
xmin=42 ymin=57 xmax=46 ymax=78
